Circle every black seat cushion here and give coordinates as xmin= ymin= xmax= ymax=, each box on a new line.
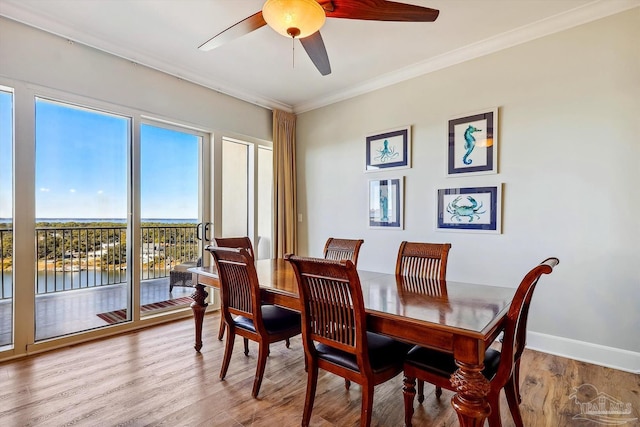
xmin=234 ymin=305 xmax=301 ymax=335
xmin=404 ymin=345 xmax=501 ymax=380
xmin=315 ymin=332 xmax=411 ymax=374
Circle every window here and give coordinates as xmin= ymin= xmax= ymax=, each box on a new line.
xmin=221 ymin=138 xmax=249 ymax=237
xmin=0 ymin=87 xmax=14 ymax=349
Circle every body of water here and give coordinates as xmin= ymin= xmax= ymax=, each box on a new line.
xmin=0 ymin=218 xmax=198 ymax=224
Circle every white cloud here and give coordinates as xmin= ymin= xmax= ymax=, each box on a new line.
xmin=69 ymin=189 xmax=76 ymax=193
xmin=40 ymin=188 xmax=50 ymax=192
xmin=97 ymin=190 xmax=103 ymax=194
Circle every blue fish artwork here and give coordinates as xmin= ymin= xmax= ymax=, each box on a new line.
xmin=462 ymin=125 xmax=482 ymax=165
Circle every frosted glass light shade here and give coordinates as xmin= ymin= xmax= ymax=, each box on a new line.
xmin=262 ymin=0 xmax=326 ymax=38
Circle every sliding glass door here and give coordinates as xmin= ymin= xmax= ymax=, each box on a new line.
xmin=0 ymin=87 xmax=13 ymax=349
xmin=34 ymin=98 xmax=131 ymax=340
xmin=1 ymin=84 xmax=260 ymax=356
xmin=140 ymin=122 xmax=205 ymax=317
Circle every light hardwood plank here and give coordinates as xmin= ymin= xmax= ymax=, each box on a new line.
xmin=0 ymin=313 xmax=637 ymax=426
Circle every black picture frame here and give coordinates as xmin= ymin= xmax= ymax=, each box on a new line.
xmin=365 ymin=126 xmax=411 ymax=171
xmin=436 ymin=185 xmax=502 ymax=233
xmin=368 ymin=177 xmax=404 ymax=229
xmin=447 ymin=109 xmax=498 ymax=176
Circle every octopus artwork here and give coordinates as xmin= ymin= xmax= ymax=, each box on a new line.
xmin=374 ymin=139 xmax=400 ymax=163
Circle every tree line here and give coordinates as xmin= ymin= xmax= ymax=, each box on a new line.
xmin=0 ymin=221 xmax=199 ymax=268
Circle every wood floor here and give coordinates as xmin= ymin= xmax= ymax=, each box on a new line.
xmin=0 ymin=313 xmax=638 ymax=427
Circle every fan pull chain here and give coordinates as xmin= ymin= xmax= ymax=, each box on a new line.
xmin=286 ymin=28 xmax=300 ymax=71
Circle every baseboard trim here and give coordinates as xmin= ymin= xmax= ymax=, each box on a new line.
xmin=527 ymin=331 xmax=639 ymax=374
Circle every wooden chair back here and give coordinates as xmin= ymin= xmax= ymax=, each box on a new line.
xmin=209 ymin=237 xmax=254 ymax=341
xmin=213 ymin=236 xmax=255 ymax=260
xmin=395 ymin=241 xmax=451 ymax=280
xmin=207 ymin=247 xmax=263 ymax=333
xmin=323 ymin=238 xmax=364 ymax=267
xmin=288 ymin=255 xmax=410 ymax=426
xmin=286 ymin=255 xmax=372 ymax=372
xmin=495 ymin=257 xmax=559 ymax=384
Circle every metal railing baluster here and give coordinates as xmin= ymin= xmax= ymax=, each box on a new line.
xmin=0 ymin=223 xmax=199 ymax=300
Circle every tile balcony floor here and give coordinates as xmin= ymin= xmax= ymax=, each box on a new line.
xmin=0 ymin=277 xmax=194 ymax=346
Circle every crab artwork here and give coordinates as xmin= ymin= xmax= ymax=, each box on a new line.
xmin=446 ymin=196 xmax=486 ymax=222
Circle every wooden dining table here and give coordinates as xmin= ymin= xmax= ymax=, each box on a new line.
xmin=188 ymin=258 xmax=515 ymax=427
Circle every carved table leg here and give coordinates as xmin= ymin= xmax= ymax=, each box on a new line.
xmin=402 ymin=375 xmax=417 ymax=427
xmin=450 ymin=360 xmax=491 ymax=427
xmin=190 ymin=282 xmax=208 ymax=352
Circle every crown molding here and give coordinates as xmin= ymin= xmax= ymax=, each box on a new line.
xmin=0 ymin=2 xmax=291 ymax=113
xmin=293 ymin=0 xmax=640 ymax=113
xmin=2 ymin=0 xmax=637 ymax=115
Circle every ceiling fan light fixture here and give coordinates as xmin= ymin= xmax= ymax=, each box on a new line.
xmin=262 ymin=0 xmax=326 ymax=39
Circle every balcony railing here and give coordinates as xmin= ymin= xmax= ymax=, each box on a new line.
xmin=0 ymin=223 xmax=199 ymax=300
xmin=1 ymin=227 xmax=10 ymax=300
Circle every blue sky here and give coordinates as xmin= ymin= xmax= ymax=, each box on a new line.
xmin=140 ymin=123 xmax=199 ymax=219
xmin=0 ymin=96 xmax=199 ymax=220
xmin=0 ymin=91 xmax=12 ymax=218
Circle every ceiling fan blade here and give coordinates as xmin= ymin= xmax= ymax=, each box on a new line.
xmin=300 ymin=31 xmax=332 ymax=76
xmin=317 ymin=0 xmax=335 ymax=12
xmin=198 ymin=11 xmax=267 ymax=51
xmin=327 ymin=0 xmax=439 ymax=22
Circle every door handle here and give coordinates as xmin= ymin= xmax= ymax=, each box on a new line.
xmin=196 ymin=222 xmax=203 ymax=241
xmin=204 ymin=222 xmax=212 ymax=242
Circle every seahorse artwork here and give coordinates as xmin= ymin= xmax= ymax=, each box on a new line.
xmin=375 ymin=139 xmax=400 ymax=163
xmin=462 ymin=125 xmax=482 ymax=165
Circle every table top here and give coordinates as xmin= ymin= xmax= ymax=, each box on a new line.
xmin=190 ymin=258 xmax=515 ymax=338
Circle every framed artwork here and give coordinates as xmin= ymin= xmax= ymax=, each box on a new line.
xmin=369 ymin=177 xmax=404 ymax=229
xmin=436 ymin=185 xmax=502 ymax=233
xmin=365 ymin=126 xmax=411 ymax=172
xmin=447 ymin=108 xmax=498 ymax=176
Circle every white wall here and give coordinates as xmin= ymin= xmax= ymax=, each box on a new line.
xmin=0 ymin=16 xmax=272 ymax=141
xmin=296 ymin=9 xmax=640 ymax=372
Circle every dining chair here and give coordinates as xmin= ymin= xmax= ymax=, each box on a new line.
xmin=286 ymin=255 xmax=410 ymax=427
xmin=395 ymin=241 xmax=451 ymax=399
xmin=207 ymin=246 xmax=301 ymax=398
xmin=402 ymin=257 xmax=559 ymax=427
xmin=395 ymin=241 xmax=452 ymax=280
xmin=212 ymin=236 xmax=255 ymax=341
xmin=323 ymin=238 xmax=368 ymax=392
xmin=323 ymin=237 xmax=364 ymax=267
xmin=168 ymin=257 xmax=201 ymax=292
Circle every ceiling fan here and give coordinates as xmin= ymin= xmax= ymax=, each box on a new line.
xmin=198 ymin=0 xmax=439 ymax=76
